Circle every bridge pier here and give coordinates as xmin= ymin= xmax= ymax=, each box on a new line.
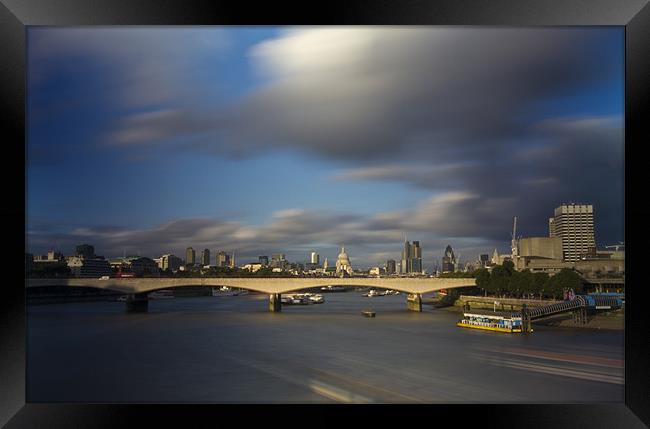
xmin=573 ymin=307 xmax=588 ymax=324
xmin=406 ymin=293 xmax=422 ymax=312
xmin=269 ymin=293 xmax=281 ymax=312
xmin=521 ymin=303 xmax=531 ymax=333
xmin=125 ymin=293 xmax=149 ymax=313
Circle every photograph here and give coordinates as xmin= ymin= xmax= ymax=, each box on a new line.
xmin=25 ymin=26 xmax=626 ymax=405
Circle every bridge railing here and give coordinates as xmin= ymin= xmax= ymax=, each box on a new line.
xmin=526 ymin=296 xmax=585 ymax=320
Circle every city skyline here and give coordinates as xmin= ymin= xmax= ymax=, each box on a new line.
xmin=27 ymin=27 xmax=624 ymax=269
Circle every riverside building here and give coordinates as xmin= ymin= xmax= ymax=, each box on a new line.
xmin=549 ymin=203 xmax=596 ymax=262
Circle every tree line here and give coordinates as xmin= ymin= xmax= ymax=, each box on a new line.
xmin=442 ymin=261 xmax=584 ymax=300
xmin=477 ymin=261 xmax=583 ymax=299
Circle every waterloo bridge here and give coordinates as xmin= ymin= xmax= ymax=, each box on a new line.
xmin=26 ymin=277 xmax=477 ymax=312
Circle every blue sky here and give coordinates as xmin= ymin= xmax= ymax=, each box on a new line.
xmin=26 ymin=27 xmax=624 ymax=269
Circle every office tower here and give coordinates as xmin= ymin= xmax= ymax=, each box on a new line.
xmin=401 ymin=239 xmax=411 ymax=274
xmin=479 ymin=254 xmax=489 ymax=268
xmin=548 ymin=217 xmax=556 ymax=238
xmin=216 ymin=251 xmax=230 ymax=268
xmin=186 ymin=247 xmax=196 ymax=265
xmin=160 ymin=254 xmax=183 ymax=272
xmin=310 ymin=251 xmax=320 ymax=265
xmin=386 ymin=259 xmax=396 ymax=274
xmin=401 ymin=239 xmax=422 ymax=274
xmin=258 ymin=255 xmax=269 ymax=266
xmin=442 ymin=245 xmax=456 ymax=272
xmin=411 ymin=240 xmax=422 ymax=273
xmin=75 ymin=244 xmax=95 ymax=259
xmin=549 ymin=203 xmax=596 ymax=262
xmin=270 ymin=253 xmax=287 ymax=269
xmin=230 ymin=252 xmax=236 ymax=268
xmin=201 ymin=248 xmax=210 ymax=266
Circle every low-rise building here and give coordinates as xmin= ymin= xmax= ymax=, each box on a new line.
xmin=110 ymin=256 xmax=160 ymax=277
xmin=242 ymin=263 xmax=263 ymax=273
xmin=158 ymin=254 xmax=183 ymax=272
xmin=67 ymin=257 xmax=112 ymax=278
xmin=369 ymin=267 xmax=385 ymax=276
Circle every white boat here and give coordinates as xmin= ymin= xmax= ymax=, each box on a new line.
xmin=307 ymin=294 xmax=324 ymax=304
xmin=363 ymin=289 xmax=386 ymax=297
xmin=282 ymin=293 xmax=323 ymax=305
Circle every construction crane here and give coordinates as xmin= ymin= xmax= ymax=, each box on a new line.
xmin=605 ymin=242 xmax=625 ymax=252
xmin=511 ymin=216 xmax=519 ymax=258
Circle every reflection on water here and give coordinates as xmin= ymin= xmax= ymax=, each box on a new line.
xmin=27 ymin=292 xmax=624 ymax=403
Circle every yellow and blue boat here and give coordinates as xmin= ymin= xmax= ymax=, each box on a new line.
xmin=457 ymin=312 xmax=527 ymax=333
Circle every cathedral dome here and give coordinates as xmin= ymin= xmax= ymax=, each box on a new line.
xmin=336 ymin=246 xmax=353 ymax=276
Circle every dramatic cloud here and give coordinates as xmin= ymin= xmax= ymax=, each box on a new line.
xmin=225 ymin=28 xmax=615 ymax=159
xmin=27 ymin=28 xmax=624 ymax=264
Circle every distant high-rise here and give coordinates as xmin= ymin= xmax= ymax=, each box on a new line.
xmin=401 ymin=239 xmax=422 ymax=274
xmin=411 ymin=241 xmax=422 ymax=273
xmin=401 ymin=239 xmax=410 ymax=274
xmin=386 ymin=259 xmax=396 ymax=274
xmin=201 ymin=248 xmax=210 ymax=266
xmin=310 ymin=251 xmax=320 ymax=265
xmin=75 ymin=244 xmax=95 ymax=259
xmin=186 ymin=247 xmax=196 ymax=265
xmin=216 ymin=251 xmax=230 ymax=267
xmin=258 ymin=255 xmax=269 ymax=266
xmin=270 ymin=253 xmax=287 ymax=269
xmin=442 ymin=245 xmax=456 ymax=273
xmin=548 ymin=218 xmax=556 ymax=238
xmin=479 ymin=254 xmax=490 ymax=268
xmin=159 ymin=254 xmax=183 ymax=272
xmin=549 ymin=203 xmax=596 ymax=262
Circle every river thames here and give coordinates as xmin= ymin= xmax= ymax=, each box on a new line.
xmin=27 ymin=291 xmax=624 ymax=403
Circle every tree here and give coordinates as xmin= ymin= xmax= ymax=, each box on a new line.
xmin=531 ymin=272 xmax=549 ymax=299
xmin=551 ymin=268 xmax=583 ymax=296
xmin=502 ymin=260 xmax=515 ymax=276
xmin=489 ymin=265 xmax=510 ymax=297
xmin=474 ymin=268 xmax=490 ymax=296
xmin=544 ymin=269 xmax=582 ymax=300
xmin=509 ymin=270 xmax=532 ymax=298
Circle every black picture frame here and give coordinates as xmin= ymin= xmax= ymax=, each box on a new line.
xmin=2 ymin=0 xmax=649 ymax=427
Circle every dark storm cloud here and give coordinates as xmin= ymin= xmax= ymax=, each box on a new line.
xmin=336 ymin=114 xmax=624 ymax=244
xmin=227 ymin=28 xmax=618 ymax=162
xmin=103 ymin=28 xmax=619 ymax=159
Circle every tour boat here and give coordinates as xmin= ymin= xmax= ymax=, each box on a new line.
xmin=457 ymin=312 xmax=524 ymax=333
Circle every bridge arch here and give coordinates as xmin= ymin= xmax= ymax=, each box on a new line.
xmin=26 ymin=277 xmax=477 ymax=312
